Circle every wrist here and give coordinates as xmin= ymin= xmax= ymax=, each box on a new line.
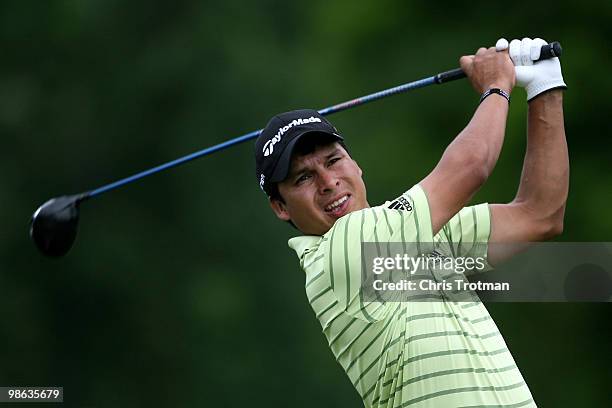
xmin=485 ymin=83 xmax=513 ymax=95
xmin=528 ymin=89 xmax=564 ymax=107
xmin=527 ymin=83 xmax=567 ymax=102
xmin=479 ymin=88 xmax=511 ymax=105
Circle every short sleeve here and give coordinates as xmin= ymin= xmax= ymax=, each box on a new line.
xmin=434 ymin=203 xmax=493 ymax=271
xmin=382 ymin=184 xmax=434 ymax=244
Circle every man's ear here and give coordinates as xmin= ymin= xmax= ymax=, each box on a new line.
xmin=269 ymin=197 xmax=291 ymax=221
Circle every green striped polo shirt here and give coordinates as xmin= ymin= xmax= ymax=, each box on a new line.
xmin=288 ymin=184 xmax=536 ymax=407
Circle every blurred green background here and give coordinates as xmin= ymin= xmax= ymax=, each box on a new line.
xmin=1 ymin=0 xmax=610 ymax=406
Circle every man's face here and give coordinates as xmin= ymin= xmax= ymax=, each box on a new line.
xmin=270 ymin=142 xmax=369 ymax=235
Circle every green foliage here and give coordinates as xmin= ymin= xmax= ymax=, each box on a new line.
xmin=1 ymin=0 xmax=610 ymax=406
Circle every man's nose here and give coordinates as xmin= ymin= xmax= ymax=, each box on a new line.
xmin=318 ymin=169 xmax=339 ymax=194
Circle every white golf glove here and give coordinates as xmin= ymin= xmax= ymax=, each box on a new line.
xmin=497 ymin=37 xmax=567 ymax=101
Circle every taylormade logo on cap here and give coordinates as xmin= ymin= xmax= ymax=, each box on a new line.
xmin=262 ymin=116 xmax=322 ymax=157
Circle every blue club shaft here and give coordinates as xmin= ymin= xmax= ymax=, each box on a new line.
xmin=87 ymin=75 xmax=441 ymax=199
xmin=63 ymin=40 xmax=566 ymax=201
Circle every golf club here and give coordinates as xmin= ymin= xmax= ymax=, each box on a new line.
xmin=30 ymin=42 xmax=563 ymax=257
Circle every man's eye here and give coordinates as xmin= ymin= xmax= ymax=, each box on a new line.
xmin=296 ymin=174 xmax=311 ymax=184
xmin=329 ymin=157 xmax=341 ymax=166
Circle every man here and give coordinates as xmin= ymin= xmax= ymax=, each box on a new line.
xmin=254 ymin=37 xmax=568 ymax=407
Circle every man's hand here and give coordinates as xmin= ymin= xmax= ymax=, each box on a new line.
xmin=460 ymin=45 xmax=515 ymax=95
xmin=507 ymin=37 xmax=567 ymax=101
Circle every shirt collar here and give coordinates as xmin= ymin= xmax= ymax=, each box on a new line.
xmin=288 ymin=235 xmax=322 ymax=260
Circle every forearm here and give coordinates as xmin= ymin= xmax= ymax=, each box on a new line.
xmin=420 ymin=45 xmax=515 ymax=235
xmin=421 ymin=95 xmax=509 ymax=234
xmin=513 ymin=90 xmax=569 ymax=225
xmin=445 ymin=94 xmax=509 ymax=179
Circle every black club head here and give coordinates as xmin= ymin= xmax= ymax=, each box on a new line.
xmin=30 ymin=194 xmax=85 ymax=257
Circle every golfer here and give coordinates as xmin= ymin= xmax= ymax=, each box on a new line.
xmin=255 ymin=37 xmax=567 ymax=407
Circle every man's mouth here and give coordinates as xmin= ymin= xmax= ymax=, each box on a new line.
xmin=324 ymin=194 xmax=351 ymax=218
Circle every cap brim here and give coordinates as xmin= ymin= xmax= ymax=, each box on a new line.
xmin=269 ymin=130 xmax=343 ymax=183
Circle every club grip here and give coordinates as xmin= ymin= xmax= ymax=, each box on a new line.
xmin=537 ymin=41 xmax=562 ymax=60
xmin=434 ymin=68 xmax=466 ymax=84
xmin=435 ymin=41 xmax=563 ymax=84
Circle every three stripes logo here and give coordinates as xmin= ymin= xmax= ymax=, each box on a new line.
xmin=387 ymin=196 xmax=413 ymax=212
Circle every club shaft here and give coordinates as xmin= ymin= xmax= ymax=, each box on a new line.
xmin=88 ymin=130 xmax=262 ymax=198
xmin=86 ymin=41 xmax=562 ymax=200
xmin=87 ymin=75 xmax=442 ymax=198
xmin=318 ymin=76 xmax=437 ymax=116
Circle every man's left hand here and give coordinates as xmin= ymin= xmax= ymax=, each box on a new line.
xmin=504 ymin=37 xmax=567 ymax=101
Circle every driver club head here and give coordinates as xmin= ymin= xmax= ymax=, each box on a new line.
xmin=30 ymin=194 xmax=86 ymax=257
